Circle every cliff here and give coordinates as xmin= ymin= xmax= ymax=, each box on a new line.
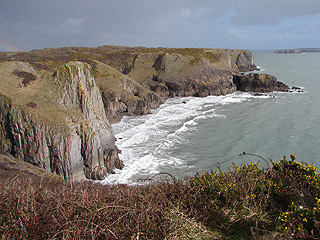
xmin=233 ymin=73 xmax=289 ymax=92
xmin=94 ymin=48 xmax=258 ymax=116
xmin=0 ymin=47 xmax=259 ymax=120
xmin=0 ymin=61 xmax=122 ymax=181
xmin=0 ymin=46 xmax=287 ymax=182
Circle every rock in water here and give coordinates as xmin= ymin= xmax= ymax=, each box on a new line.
xmin=233 ymin=73 xmax=289 ymax=92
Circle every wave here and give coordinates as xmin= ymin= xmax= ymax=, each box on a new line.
xmin=256 ymin=65 xmax=265 ymax=71
xmin=98 ymin=92 xmax=272 ymax=185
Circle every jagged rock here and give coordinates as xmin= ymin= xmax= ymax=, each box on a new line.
xmin=93 ymin=61 xmax=162 ymax=119
xmin=236 ymin=51 xmax=257 ymax=72
xmin=233 ymin=73 xmax=289 ymax=92
xmin=96 ymin=49 xmax=259 ymax=119
xmin=0 ymin=61 xmax=123 ymax=182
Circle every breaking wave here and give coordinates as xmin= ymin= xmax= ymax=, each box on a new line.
xmin=99 ymin=92 xmax=273 ymax=185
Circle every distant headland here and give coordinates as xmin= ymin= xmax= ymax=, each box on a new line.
xmin=274 ymin=48 xmax=320 ymax=54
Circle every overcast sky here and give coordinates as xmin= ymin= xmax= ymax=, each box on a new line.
xmin=1 ymin=0 xmax=320 ymax=51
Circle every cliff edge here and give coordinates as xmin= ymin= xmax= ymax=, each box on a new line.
xmin=0 ymin=61 xmax=122 ymax=181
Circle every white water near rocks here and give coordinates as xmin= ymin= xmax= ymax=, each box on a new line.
xmin=100 ymin=52 xmax=320 ymax=185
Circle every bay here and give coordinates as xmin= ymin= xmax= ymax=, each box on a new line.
xmin=100 ymin=52 xmax=320 ymax=184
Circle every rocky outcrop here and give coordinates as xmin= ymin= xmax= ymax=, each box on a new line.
xmin=0 ymin=61 xmax=123 ymax=182
xmin=233 ymin=73 xmax=289 ymax=92
xmin=150 ymin=53 xmax=236 ymax=97
xmin=93 ymin=61 xmax=162 ymax=120
xmin=236 ymin=51 xmax=257 ymax=72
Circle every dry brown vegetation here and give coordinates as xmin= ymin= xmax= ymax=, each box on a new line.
xmin=1 ymin=154 xmax=320 ymax=239
xmin=0 ymin=171 xmax=217 ymax=239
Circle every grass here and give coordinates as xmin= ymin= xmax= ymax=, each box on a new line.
xmin=0 ymin=61 xmax=88 ymax=131
xmin=1 ymin=154 xmax=320 ymax=239
xmin=0 ymin=46 xmax=248 ymax=74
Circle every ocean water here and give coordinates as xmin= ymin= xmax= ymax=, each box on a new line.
xmin=100 ymin=52 xmax=320 ymax=184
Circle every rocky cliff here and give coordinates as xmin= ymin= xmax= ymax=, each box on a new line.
xmin=0 ymin=47 xmax=258 ymax=120
xmin=0 ymin=61 xmax=122 ymax=181
xmin=233 ymin=73 xmax=289 ymax=92
xmin=97 ymin=48 xmax=257 ymax=116
xmin=0 ymin=46 xmax=288 ymax=182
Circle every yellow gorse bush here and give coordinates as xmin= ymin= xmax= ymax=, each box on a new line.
xmin=190 ymin=154 xmax=320 ymax=238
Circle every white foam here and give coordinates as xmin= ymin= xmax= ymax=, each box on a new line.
xmin=100 ymin=92 xmax=268 ymax=185
xmin=256 ymin=65 xmax=265 ymax=71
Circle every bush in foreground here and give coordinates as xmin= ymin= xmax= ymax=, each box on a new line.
xmin=1 ymin=155 xmax=320 ymax=239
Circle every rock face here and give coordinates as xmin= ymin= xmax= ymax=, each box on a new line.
xmin=0 ymin=61 xmax=122 ymax=182
xmin=117 ymin=52 xmax=238 ymax=99
xmin=150 ymin=53 xmax=236 ymax=97
xmin=91 ymin=48 xmax=259 ymax=119
xmin=94 ymin=62 xmax=162 ymax=119
xmin=233 ymin=73 xmax=289 ymax=92
xmin=236 ymin=51 xmax=258 ymax=72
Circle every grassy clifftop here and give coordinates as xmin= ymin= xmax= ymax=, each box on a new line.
xmin=1 ymin=154 xmax=319 ymax=239
xmin=0 ymin=46 xmax=258 ymax=120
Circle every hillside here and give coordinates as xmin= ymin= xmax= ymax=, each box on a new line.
xmin=1 ymin=154 xmax=320 ymax=239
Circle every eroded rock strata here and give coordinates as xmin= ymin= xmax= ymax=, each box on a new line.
xmin=0 ymin=61 xmax=122 ymax=182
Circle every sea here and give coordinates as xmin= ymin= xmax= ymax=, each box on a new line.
xmin=100 ymin=51 xmax=320 ymax=185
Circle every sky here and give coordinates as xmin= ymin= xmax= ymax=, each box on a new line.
xmin=0 ymin=0 xmax=320 ymax=52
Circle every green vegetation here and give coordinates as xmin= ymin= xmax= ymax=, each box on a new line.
xmin=0 ymin=46 xmax=246 ymax=74
xmin=1 ymin=155 xmax=319 ymax=239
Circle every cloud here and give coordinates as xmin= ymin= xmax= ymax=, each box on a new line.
xmin=227 ymin=28 xmax=249 ymax=39
xmin=53 ymin=18 xmax=85 ymax=35
xmin=230 ymin=0 xmax=320 ymax=26
xmin=180 ymin=9 xmax=191 ymax=18
xmin=0 ymin=0 xmax=320 ymax=50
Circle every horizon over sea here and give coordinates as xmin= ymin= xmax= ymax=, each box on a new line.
xmin=100 ymin=51 xmax=320 ymax=185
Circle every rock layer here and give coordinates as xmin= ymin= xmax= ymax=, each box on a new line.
xmin=0 ymin=61 xmax=122 ymax=182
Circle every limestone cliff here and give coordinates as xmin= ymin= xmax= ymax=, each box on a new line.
xmin=235 ymin=51 xmax=257 ymax=72
xmin=0 ymin=61 xmax=122 ymax=181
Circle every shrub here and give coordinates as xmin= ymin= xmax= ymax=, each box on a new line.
xmin=1 ymin=155 xmax=319 ymax=239
xmin=188 ymin=155 xmax=320 ymax=239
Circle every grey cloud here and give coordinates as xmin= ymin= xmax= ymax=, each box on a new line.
xmin=0 ymin=0 xmax=320 ymax=50
xmin=230 ymin=0 xmax=320 ymax=26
